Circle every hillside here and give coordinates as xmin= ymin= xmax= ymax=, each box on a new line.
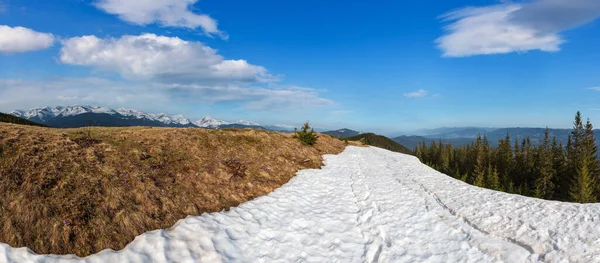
xmin=347 ymin=133 xmax=413 ymax=155
xmin=4 ymin=146 xmax=600 ymax=262
xmin=323 ymin=128 xmax=360 ymax=138
xmin=0 ymin=124 xmax=345 ymax=256
xmin=0 ymin=112 xmax=47 ymax=127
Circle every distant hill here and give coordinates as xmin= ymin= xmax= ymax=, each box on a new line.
xmin=393 ymin=127 xmax=590 ymax=149
xmin=410 ymin=127 xmax=495 ymax=138
xmin=0 ymin=112 xmax=47 ymax=127
xmin=323 ymin=128 xmax=360 ymax=138
xmin=393 ymin=135 xmax=475 ymax=150
xmin=347 ymin=133 xmax=413 ymax=155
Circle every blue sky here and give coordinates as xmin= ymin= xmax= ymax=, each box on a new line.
xmin=1 ymin=0 xmax=600 ymax=133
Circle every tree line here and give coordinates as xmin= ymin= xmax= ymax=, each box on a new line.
xmin=0 ymin=112 xmax=47 ymax=127
xmin=415 ymin=111 xmax=600 ymax=203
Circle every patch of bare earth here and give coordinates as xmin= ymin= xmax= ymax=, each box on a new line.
xmin=0 ymin=123 xmax=349 ymax=256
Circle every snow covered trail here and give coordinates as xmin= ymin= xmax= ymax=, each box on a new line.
xmin=2 ymin=146 xmax=600 ymax=262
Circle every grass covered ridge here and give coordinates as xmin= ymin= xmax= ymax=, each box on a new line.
xmin=0 ymin=123 xmax=346 ymax=256
xmin=0 ymin=112 xmax=47 ymax=127
xmin=346 ymin=133 xmax=414 ymax=155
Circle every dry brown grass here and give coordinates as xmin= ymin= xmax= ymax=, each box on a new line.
xmin=0 ymin=123 xmax=347 ymax=256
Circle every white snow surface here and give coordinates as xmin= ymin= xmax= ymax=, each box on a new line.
xmin=2 ymin=146 xmax=600 ymax=262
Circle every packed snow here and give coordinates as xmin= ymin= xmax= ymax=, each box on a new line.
xmin=2 ymin=146 xmax=600 ymax=262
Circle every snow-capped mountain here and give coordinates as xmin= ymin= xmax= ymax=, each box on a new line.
xmin=55 ymin=105 xmax=119 ymax=117
xmin=10 ymin=106 xmax=66 ymax=123
xmin=194 ymin=117 xmax=262 ymax=128
xmin=148 ymin=113 xmax=192 ymax=126
xmin=9 ymin=105 xmax=268 ymax=129
xmin=11 ymin=105 xmax=196 ymax=128
xmin=115 ymin=108 xmax=152 ymax=119
xmin=235 ymin=120 xmax=260 ymax=126
xmin=194 ymin=116 xmax=231 ymax=128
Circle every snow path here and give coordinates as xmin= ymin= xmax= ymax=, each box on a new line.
xmin=2 ymin=146 xmax=600 ymax=262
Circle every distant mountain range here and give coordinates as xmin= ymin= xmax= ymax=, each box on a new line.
xmin=9 ymin=105 xmax=289 ymax=131
xmin=322 ymin=128 xmax=361 ymax=138
xmin=8 ymin=106 xmax=589 ymax=151
xmin=392 ymin=127 xmax=591 ymax=150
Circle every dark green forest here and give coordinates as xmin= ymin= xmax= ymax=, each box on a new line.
xmin=416 ymin=111 xmax=600 ymax=203
xmin=347 ymin=133 xmax=414 ymax=155
xmin=0 ymin=112 xmax=47 ymax=127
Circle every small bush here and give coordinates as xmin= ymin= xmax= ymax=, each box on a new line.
xmin=293 ymin=122 xmax=318 ymax=146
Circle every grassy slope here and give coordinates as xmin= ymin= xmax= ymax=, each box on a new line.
xmin=0 ymin=112 xmax=47 ymax=127
xmin=0 ymin=124 xmax=346 ymax=256
xmin=347 ymin=133 xmax=414 ymax=155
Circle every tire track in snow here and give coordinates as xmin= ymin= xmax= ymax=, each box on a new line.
xmin=374 ymin=151 xmax=533 ymax=262
xmin=347 ymin=152 xmax=383 ymax=263
xmin=409 ymin=177 xmax=537 ymax=256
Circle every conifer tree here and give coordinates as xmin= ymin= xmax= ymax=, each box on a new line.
xmin=570 ymin=156 xmax=597 ymax=203
xmin=473 ymin=136 xmax=487 ymax=188
xmin=552 ymin=138 xmax=568 ymax=200
xmin=415 ymin=142 xmax=424 ymax=160
xmin=568 ymin=112 xmax=585 ymax=178
xmin=487 ymin=165 xmax=501 ymax=191
xmin=534 ymin=128 xmax=555 ymax=199
xmin=496 ymin=133 xmax=513 ymax=190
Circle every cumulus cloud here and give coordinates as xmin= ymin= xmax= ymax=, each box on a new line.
xmin=404 ymin=89 xmax=428 ymax=98
xmin=0 ymin=25 xmax=54 ymax=53
xmin=94 ymin=0 xmax=225 ymax=38
xmin=0 ymin=78 xmax=332 ymax=113
xmin=60 ymin=34 xmax=277 ymax=84
xmin=436 ymin=0 xmax=600 ymax=57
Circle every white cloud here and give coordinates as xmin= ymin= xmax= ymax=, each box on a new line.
xmin=0 ymin=25 xmax=54 ymax=53
xmin=510 ymin=0 xmax=600 ymax=33
xmin=404 ymin=89 xmax=428 ymax=98
xmin=166 ymin=83 xmax=333 ymax=111
xmin=588 ymin=87 xmax=600 ymax=91
xmin=60 ymin=34 xmax=277 ymax=84
xmin=0 ymin=78 xmax=332 ymax=113
xmin=436 ymin=0 xmax=600 ymax=57
xmin=94 ymin=0 xmax=225 ymax=38
xmin=436 ymin=4 xmax=564 ymax=57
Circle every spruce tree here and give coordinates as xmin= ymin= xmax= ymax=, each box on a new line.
xmin=487 ymin=165 xmax=501 ymax=191
xmin=552 ymin=138 xmax=568 ymax=200
xmin=584 ymin=119 xmax=600 ymax=199
xmin=473 ymin=136 xmax=486 ymax=188
xmin=534 ymin=128 xmax=555 ymax=199
xmin=566 ymin=112 xmax=586 ymax=201
xmin=570 ymin=156 xmax=597 ymax=203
